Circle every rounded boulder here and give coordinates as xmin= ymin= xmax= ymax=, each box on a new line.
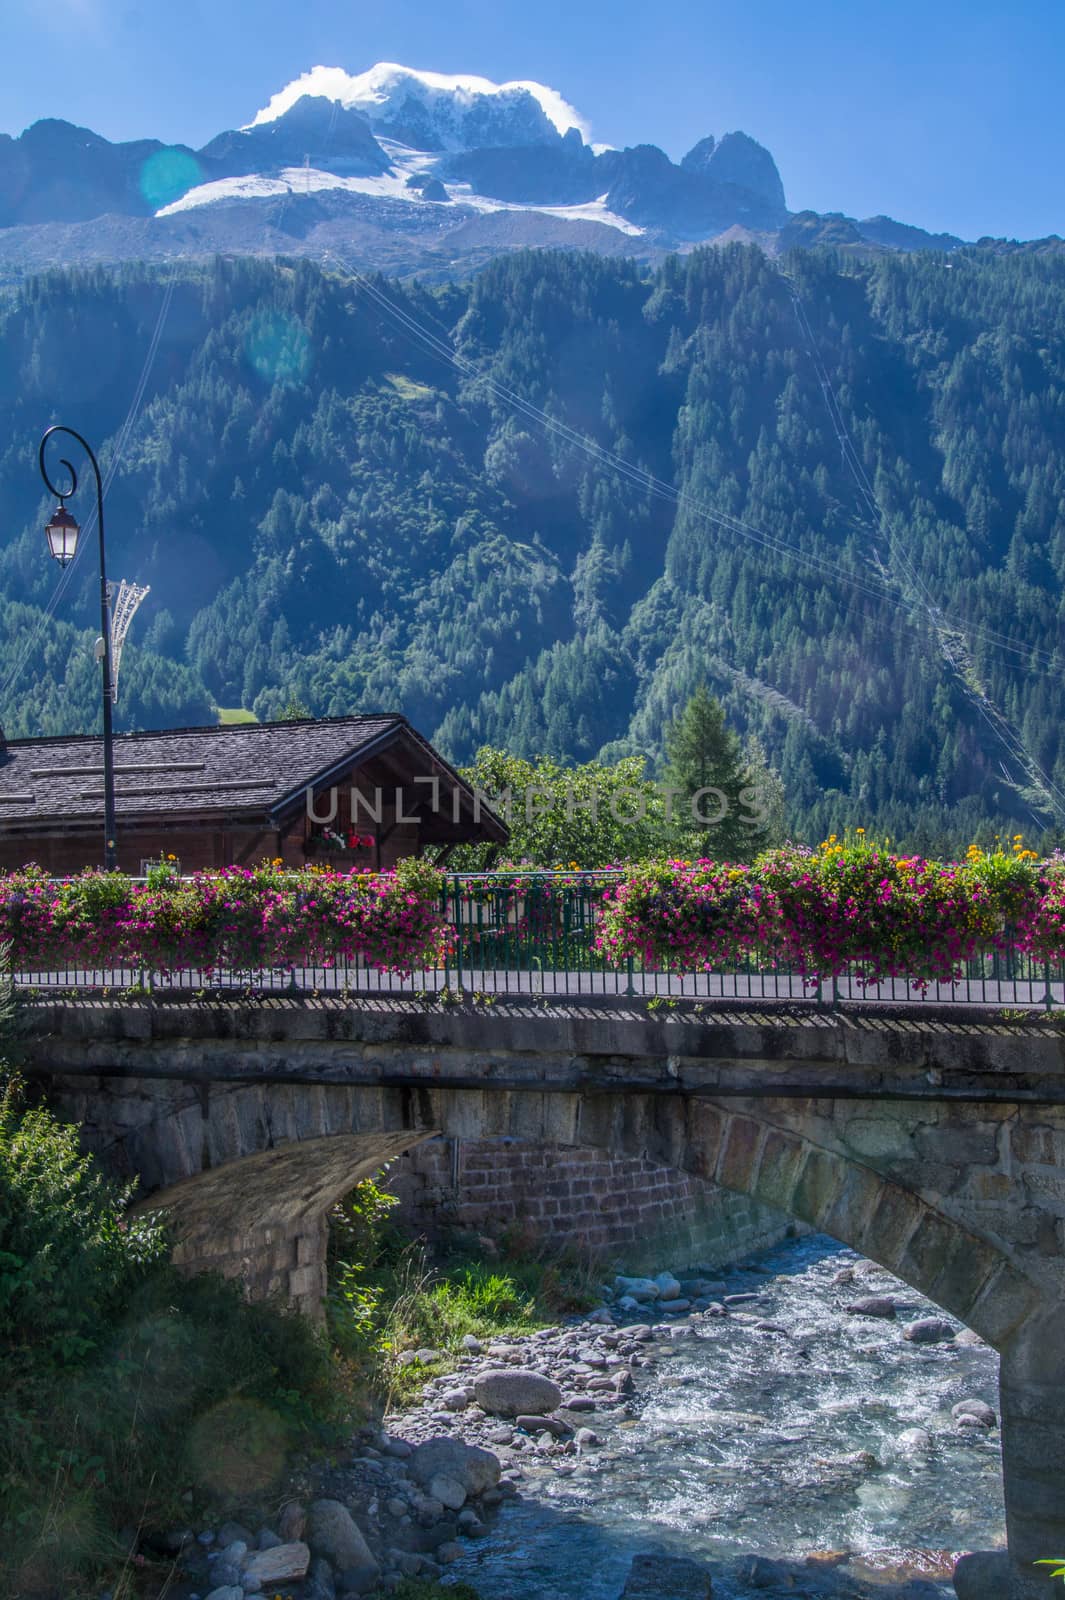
xmin=473 ymin=1368 xmax=563 ymax=1418
xmin=305 ymin=1500 xmax=378 ymax=1578
xmin=410 ymin=1436 xmax=502 ymax=1496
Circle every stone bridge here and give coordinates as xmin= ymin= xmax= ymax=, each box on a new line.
xmin=21 ymin=996 xmax=1065 ymax=1599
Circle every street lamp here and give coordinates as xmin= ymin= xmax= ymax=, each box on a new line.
xmin=38 ymin=425 xmax=118 ymax=872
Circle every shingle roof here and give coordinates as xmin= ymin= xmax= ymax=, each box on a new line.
xmin=0 ymin=714 xmax=410 ymax=827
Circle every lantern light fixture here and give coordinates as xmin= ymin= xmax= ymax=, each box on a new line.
xmin=44 ymin=502 xmax=80 ymax=566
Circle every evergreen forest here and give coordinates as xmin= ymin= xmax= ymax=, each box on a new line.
xmin=0 ymin=244 xmax=1063 ymax=852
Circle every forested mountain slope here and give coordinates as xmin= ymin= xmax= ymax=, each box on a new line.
xmin=1 ymin=246 xmax=1063 ymax=851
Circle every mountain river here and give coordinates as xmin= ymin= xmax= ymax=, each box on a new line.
xmin=447 ymin=1235 xmax=1005 ymax=1599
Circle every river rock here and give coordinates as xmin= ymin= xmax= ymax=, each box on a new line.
xmin=903 ymin=1317 xmax=956 ymax=1343
xmin=428 ymin=1472 xmax=467 ymax=1511
xmin=441 ymin=1388 xmax=468 ymax=1411
xmin=304 ymin=1556 xmax=336 ymax=1600
xmin=306 ymin=1501 xmax=378 ymax=1578
xmin=953 ymin=1550 xmax=1022 ymax=1600
xmin=621 ymin=1552 xmax=712 ymax=1597
xmin=241 ymin=1541 xmax=311 ymax=1584
xmin=204 ymin=1588 xmax=244 ymax=1600
xmin=953 ymin=1399 xmax=997 ymax=1428
xmin=410 ymin=1436 xmax=501 ymax=1495
xmin=654 ymin=1272 xmax=682 ymax=1300
xmin=216 ymin=1521 xmax=254 ymax=1548
xmin=473 ymin=1368 xmax=562 ymax=1417
xmin=517 ymin=1413 xmax=570 ymax=1436
xmin=575 ymin=1427 xmax=600 ymax=1447
xmin=846 ymin=1295 xmax=896 ymax=1319
xmin=954 ymin=1328 xmax=985 ymax=1348
xmin=614 ymin=1276 xmax=660 ymax=1301
xmin=461 ymin=1334 xmax=482 ymax=1353
xmin=896 ymin=1426 xmax=933 ymax=1453
xmin=277 ymin=1501 xmax=307 ymax=1542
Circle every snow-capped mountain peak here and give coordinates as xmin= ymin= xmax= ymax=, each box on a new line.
xmin=247 ymin=62 xmax=590 ymax=152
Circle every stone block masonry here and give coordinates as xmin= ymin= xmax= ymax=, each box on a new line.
xmin=383 ymin=1136 xmax=800 ymax=1271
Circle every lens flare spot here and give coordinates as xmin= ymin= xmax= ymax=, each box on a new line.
xmin=245 ymin=310 xmax=312 ymax=387
xmin=139 ymin=147 xmax=203 ymax=210
xmin=187 ymin=1397 xmax=287 ymax=1495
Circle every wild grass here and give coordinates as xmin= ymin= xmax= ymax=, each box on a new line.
xmin=327 ymin=1182 xmax=601 ymax=1408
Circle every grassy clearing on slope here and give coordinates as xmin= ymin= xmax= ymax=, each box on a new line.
xmin=216 ymin=705 xmax=259 ymax=725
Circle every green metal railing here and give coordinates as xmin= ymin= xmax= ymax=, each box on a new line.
xmin=10 ymin=870 xmax=1065 ymax=1009
xmin=435 ymin=871 xmax=1063 ymax=1010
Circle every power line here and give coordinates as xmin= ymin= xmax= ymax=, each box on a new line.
xmin=780 ymin=269 xmax=1065 ymax=823
xmin=325 ymin=248 xmax=1065 ymax=823
xmin=324 ymin=249 xmax=1065 ymax=679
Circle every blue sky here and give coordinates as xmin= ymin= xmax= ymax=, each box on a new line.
xmin=4 ymin=0 xmax=1062 ymax=239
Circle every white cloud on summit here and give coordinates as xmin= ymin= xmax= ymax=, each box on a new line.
xmin=247 ymin=62 xmax=591 ymax=142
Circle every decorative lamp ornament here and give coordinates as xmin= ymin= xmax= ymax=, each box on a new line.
xmin=45 ymin=502 xmax=80 ymax=566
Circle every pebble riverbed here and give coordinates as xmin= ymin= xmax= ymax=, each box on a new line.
xmin=164 ymin=1234 xmax=1004 ymax=1600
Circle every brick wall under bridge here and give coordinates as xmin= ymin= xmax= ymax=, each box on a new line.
xmin=19 ymin=995 xmax=1065 ymax=1600
xmin=383 ymin=1135 xmax=801 ymax=1271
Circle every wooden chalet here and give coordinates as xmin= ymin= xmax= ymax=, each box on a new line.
xmin=0 ymin=714 xmax=507 ymax=876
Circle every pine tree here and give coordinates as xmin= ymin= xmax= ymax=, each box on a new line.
xmin=662 ymin=686 xmax=768 ymax=861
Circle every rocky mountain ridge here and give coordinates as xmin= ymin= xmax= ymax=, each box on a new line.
xmin=3 ymin=59 xmax=1048 ymax=280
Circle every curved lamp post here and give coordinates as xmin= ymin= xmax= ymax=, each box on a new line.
xmin=38 ymin=425 xmax=117 ymax=871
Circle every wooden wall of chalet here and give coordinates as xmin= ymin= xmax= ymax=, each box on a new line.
xmin=0 ymin=815 xmax=423 ymax=876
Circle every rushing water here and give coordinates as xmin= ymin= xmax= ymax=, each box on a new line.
xmin=449 ymin=1236 xmax=1004 ymax=1599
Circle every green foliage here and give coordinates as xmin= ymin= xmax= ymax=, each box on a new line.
xmin=280 ymin=692 xmax=312 ymax=720
xmin=369 ymin=1582 xmax=482 ymax=1600
xmin=328 ymin=1177 xmax=402 ymax=1376
xmin=0 ymin=1083 xmax=166 ymax=1368
xmin=455 ymin=746 xmax=674 ymax=867
xmin=327 ymin=1178 xmax=597 ymax=1406
xmin=0 ymin=1089 xmax=345 ymax=1597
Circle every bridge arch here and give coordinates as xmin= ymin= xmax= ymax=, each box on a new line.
xmin=99 ymin=1077 xmax=1039 ymax=1341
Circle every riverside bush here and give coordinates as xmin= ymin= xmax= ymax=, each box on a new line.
xmin=0 ymin=856 xmax=450 ymax=975
xmin=0 ymin=1078 xmax=345 ymax=1597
